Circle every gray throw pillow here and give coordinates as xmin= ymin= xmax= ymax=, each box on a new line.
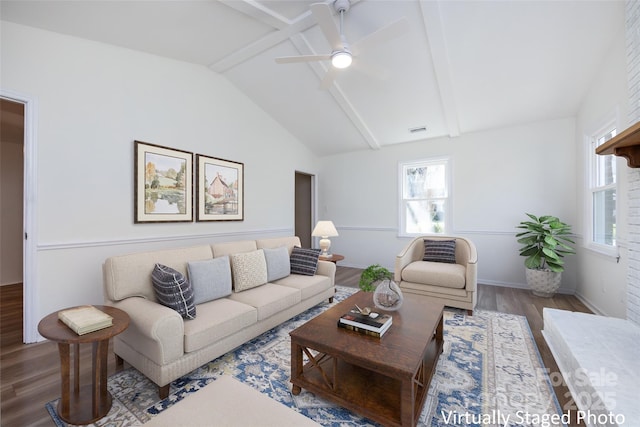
xmin=187 ymin=257 xmax=232 ymax=305
xmin=290 ymin=247 xmax=321 ymax=276
xmin=423 ymin=239 xmax=457 ymax=263
xmin=151 ymin=263 xmax=196 ymax=319
xmin=263 ymin=246 xmax=291 ymax=282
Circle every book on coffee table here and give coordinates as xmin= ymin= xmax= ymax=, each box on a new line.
xmin=338 ymin=321 xmax=391 ymax=338
xmin=338 ymin=311 xmax=392 ymax=335
xmin=58 ymin=305 xmax=113 ymax=335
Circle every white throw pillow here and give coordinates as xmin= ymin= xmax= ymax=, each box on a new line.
xmin=230 ymin=250 xmax=268 ymax=292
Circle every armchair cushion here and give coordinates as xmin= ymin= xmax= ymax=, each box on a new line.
xmin=401 ymin=261 xmax=466 ymax=289
xmin=152 ymin=264 xmax=196 ymax=320
xmin=423 ymin=239 xmax=456 ymax=263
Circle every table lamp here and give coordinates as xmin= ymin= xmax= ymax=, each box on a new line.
xmin=312 ymin=220 xmax=339 ymax=258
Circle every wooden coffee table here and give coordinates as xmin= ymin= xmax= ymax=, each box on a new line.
xmin=290 ymin=291 xmax=444 ymax=427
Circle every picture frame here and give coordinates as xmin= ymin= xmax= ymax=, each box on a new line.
xmin=196 ymin=154 xmax=244 ymax=221
xmin=134 ymin=140 xmax=193 ymax=223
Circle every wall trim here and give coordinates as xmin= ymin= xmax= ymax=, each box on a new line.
xmin=37 ymin=227 xmax=294 ymax=251
xmin=573 ymin=292 xmax=606 ymax=316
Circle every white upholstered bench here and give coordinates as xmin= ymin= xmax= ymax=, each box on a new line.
xmin=145 ymin=375 xmax=321 ymax=427
xmin=542 ymin=308 xmax=639 ymax=427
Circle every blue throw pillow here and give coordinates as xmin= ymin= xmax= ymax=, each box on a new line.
xmin=263 ymin=246 xmax=291 ymax=282
xmin=187 ymin=257 xmax=232 ymax=305
xmin=151 ymin=263 xmax=196 ymax=319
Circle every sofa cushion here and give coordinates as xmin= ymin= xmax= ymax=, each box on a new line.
xmin=263 ymin=246 xmax=291 ymax=282
xmin=401 ymin=261 xmax=466 ymax=289
xmin=229 ymin=283 xmax=301 ymax=321
xmin=103 ymin=245 xmax=213 ymax=302
xmin=183 ymin=298 xmax=257 ymax=353
xmin=272 ymin=273 xmax=332 ymax=300
xmin=212 ymin=240 xmax=257 ymax=257
xmin=151 ymin=264 xmax=196 ymax=319
xmin=423 ymin=239 xmax=457 ymax=263
xmin=256 ymin=236 xmax=301 ymax=253
xmin=230 ymin=249 xmax=268 ymax=292
xmin=187 ymin=256 xmax=232 ymax=305
xmin=290 ymin=247 xmax=321 ymax=276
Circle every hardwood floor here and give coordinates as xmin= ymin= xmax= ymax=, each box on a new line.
xmin=1 ymin=271 xmax=592 ymax=426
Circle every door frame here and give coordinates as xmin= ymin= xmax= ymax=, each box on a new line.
xmin=1 ymin=90 xmax=38 ymax=343
xmin=294 ymin=171 xmax=316 ymax=248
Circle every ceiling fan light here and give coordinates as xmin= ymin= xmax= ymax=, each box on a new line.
xmin=331 ymin=51 xmax=352 ymax=69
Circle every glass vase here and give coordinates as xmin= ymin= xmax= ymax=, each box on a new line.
xmin=373 ymin=279 xmax=404 ymax=311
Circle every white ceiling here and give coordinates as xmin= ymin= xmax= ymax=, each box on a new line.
xmin=0 ymin=0 xmax=625 ymax=156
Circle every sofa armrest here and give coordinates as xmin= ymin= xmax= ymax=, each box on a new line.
xmin=395 ymin=237 xmax=423 ymax=281
xmin=109 ymin=297 xmax=185 ymax=365
xmin=315 ymin=260 xmax=336 ymax=287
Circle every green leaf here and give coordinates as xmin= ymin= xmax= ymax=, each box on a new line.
xmin=542 ymin=247 xmax=560 ymax=260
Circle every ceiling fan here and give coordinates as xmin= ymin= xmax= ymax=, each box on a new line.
xmin=275 ymin=0 xmax=408 ymax=89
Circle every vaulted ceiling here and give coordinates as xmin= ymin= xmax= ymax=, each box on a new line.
xmin=0 ymin=0 xmax=625 ymax=156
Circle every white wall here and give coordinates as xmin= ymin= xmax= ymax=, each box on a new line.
xmin=319 ymin=118 xmax=578 ymax=292
xmin=573 ymin=23 xmax=628 ymax=319
xmin=1 ymin=22 xmax=321 ymax=341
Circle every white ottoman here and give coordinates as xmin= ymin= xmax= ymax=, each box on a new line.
xmin=145 ymin=375 xmax=321 ymax=427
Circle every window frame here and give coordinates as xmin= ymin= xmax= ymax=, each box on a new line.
xmin=585 ymin=116 xmax=618 ymax=257
xmin=398 ymin=156 xmax=451 ymax=237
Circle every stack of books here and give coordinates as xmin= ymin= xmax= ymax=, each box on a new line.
xmin=338 ymin=310 xmax=392 ymax=338
xmin=58 ymin=305 xmax=113 ymax=335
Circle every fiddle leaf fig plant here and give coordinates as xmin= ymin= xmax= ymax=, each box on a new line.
xmin=516 ymin=213 xmax=576 ymax=273
xmin=359 ymin=264 xmax=393 ymax=292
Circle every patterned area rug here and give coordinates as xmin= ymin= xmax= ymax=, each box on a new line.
xmin=47 ymin=286 xmax=564 ymax=426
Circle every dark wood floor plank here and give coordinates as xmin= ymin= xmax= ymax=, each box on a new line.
xmin=1 ymin=272 xmax=593 ymax=426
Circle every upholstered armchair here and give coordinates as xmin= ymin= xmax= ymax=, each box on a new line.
xmin=394 ymin=236 xmax=478 ymax=314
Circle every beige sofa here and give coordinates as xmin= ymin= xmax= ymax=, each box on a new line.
xmin=394 ymin=235 xmax=477 ymax=313
xmin=103 ymin=236 xmax=335 ymax=398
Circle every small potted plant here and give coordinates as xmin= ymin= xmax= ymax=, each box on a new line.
xmin=358 ymin=264 xmax=393 ymax=292
xmin=359 ymin=264 xmax=404 ymax=311
xmin=516 ymin=213 xmax=576 ymax=297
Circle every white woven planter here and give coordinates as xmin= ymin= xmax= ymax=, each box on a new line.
xmin=525 ymin=268 xmax=562 ymax=297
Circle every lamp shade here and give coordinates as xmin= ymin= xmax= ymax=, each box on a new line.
xmin=312 ymin=221 xmax=338 ymax=237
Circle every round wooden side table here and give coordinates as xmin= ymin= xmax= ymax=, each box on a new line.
xmin=38 ymin=305 xmax=129 ymax=425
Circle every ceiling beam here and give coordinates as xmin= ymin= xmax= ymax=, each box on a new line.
xmin=419 ymin=0 xmax=460 ymax=138
xmin=211 ymin=1 xmax=317 ymax=73
xmin=290 ymin=33 xmax=379 ymax=150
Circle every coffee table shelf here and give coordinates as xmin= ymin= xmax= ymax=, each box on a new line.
xmin=290 ymin=291 xmax=444 ymax=427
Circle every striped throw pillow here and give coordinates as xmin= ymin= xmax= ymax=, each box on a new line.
xmin=151 ymin=263 xmax=196 ymax=319
xmin=290 ymin=247 xmax=321 ymax=276
xmin=423 ymin=239 xmax=457 ymax=263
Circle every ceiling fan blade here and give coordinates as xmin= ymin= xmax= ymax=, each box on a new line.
xmin=275 ymin=54 xmax=332 ymax=64
xmin=351 ymin=17 xmax=409 ymax=55
xmin=311 ymin=2 xmax=343 ymax=50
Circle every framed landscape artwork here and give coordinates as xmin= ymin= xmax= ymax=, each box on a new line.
xmin=134 ymin=140 xmax=193 ymax=223
xmin=196 ymin=154 xmax=244 ymax=221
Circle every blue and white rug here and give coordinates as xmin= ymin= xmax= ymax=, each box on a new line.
xmin=47 ymin=286 xmax=565 ymax=426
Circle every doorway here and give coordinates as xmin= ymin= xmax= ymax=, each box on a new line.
xmin=294 ymin=171 xmax=314 ymax=248
xmin=0 ymin=98 xmax=25 ymax=343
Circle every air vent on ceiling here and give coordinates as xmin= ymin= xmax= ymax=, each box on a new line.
xmin=409 ymin=126 xmax=427 ymax=134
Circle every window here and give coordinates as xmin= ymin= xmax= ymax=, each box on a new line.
xmin=588 ymin=123 xmax=617 ymax=251
xmin=399 ymin=157 xmax=449 ymax=235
